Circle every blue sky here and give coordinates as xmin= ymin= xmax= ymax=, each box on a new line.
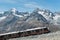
xmin=0 ymin=0 xmax=60 ymax=12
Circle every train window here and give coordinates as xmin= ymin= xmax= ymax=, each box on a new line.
xmin=11 ymin=34 xmax=16 ymax=37
xmin=22 ymin=32 xmax=25 ymax=35
xmin=39 ymin=29 xmax=42 ymax=33
xmin=21 ymin=32 xmax=23 ymax=34
xmin=44 ymin=28 xmax=47 ymax=30
xmin=21 ymin=32 xmax=25 ymax=35
xmin=36 ymin=29 xmax=39 ymax=32
xmin=8 ymin=34 xmax=11 ymax=38
xmin=33 ymin=30 xmax=36 ymax=32
xmin=20 ymin=32 xmax=22 ymax=34
xmin=27 ymin=31 xmax=31 ymax=34
xmin=31 ymin=30 xmax=34 ymax=32
xmin=26 ymin=32 xmax=28 ymax=34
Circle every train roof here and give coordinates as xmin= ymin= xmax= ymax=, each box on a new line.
xmin=0 ymin=27 xmax=47 ymax=36
xmin=20 ymin=27 xmax=47 ymax=32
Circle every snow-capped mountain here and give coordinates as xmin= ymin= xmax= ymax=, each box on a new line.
xmin=36 ymin=8 xmax=60 ymax=25
xmin=0 ymin=8 xmax=60 ymax=23
xmin=0 ymin=8 xmax=60 ymax=25
xmin=0 ymin=8 xmax=60 ymax=33
xmin=26 ymin=8 xmax=48 ymax=23
xmin=53 ymin=12 xmax=60 ymax=25
xmin=10 ymin=8 xmax=24 ymax=17
xmin=35 ymin=8 xmax=54 ymax=23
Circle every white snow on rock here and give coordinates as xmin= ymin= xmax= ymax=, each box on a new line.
xmin=11 ymin=8 xmax=16 ymax=13
xmin=0 ymin=11 xmax=4 ymax=14
xmin=10 ymin=8 xmax=23 ymax=17
xmin=53 ymin=14 xmax=60 ymax=25
xmin=0 ymin=16 xmax=7 ymax=21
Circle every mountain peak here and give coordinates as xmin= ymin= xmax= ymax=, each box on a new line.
xmin=10 ymin=8 xmax=17 ymax=13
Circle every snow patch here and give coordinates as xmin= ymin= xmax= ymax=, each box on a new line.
xmin=0 ymin=11 xmax=4 ymax=14
xmin=53 ymin=14 xmax=60 ymax=25
xmin=11 ymin=8 xmax=16 ymax=13
xmin=0 ymin=16 xmax=7 ymax=21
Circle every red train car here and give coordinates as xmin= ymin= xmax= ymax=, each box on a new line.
xmin=0 ymin=27 xmax=50 ymax=40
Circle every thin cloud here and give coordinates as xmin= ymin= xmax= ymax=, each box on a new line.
xmin=24 ymin=4 xmax=40 ymax=8
xmin=24 ymin=2 xmax=42 ymax=9
xmin=0 ymin=0 xmax=17 ymax=4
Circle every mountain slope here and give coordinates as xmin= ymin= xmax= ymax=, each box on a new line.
xmin=0 ymin=8 xmax=60 ymax=34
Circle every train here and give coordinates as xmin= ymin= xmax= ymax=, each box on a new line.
xmin=0 ymin=27 xmax=50 ymax=40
